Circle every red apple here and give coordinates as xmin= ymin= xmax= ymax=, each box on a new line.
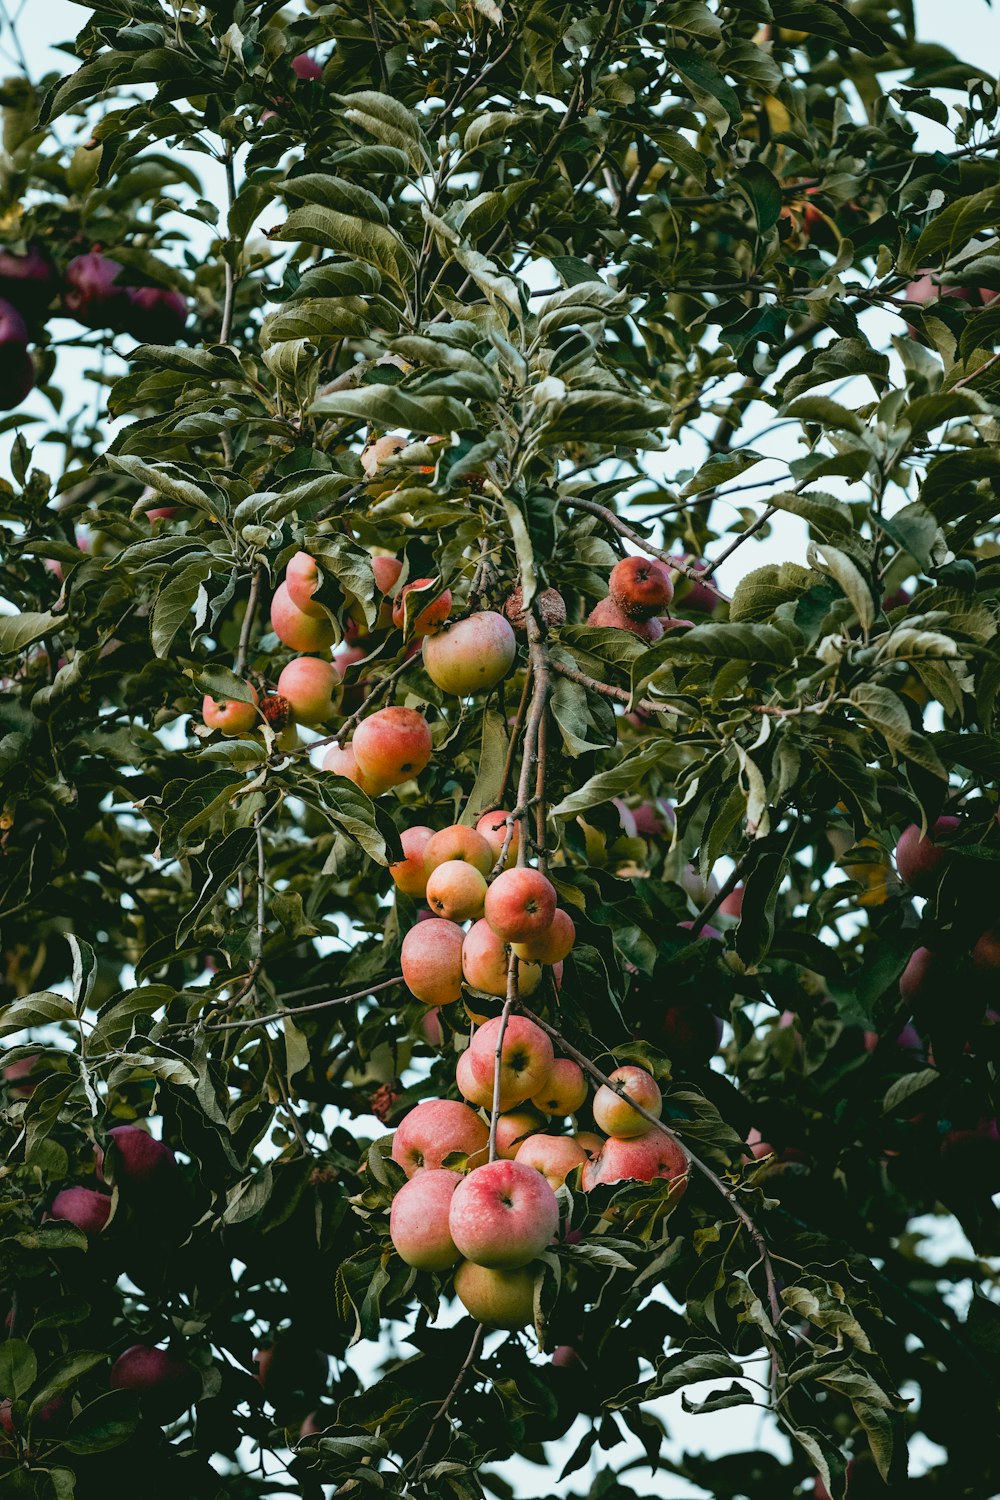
xmin=321 ymin=742 xmax=390 ymax=797
xmin=425 ymin=860 xmax=488 ymax=922
xmin=285 ymin=552 xmax=324 ymax=615
xmin=291 ymin=52 xmax=323 ymax=80
xmin=587 ymin=596 xmax=664 ymax=641
xmin=110 ymin=1345 xmax=195 ymax=1421
xmin=96 ymin=1125 xmax=176 ymax=1186
xmin=515 ymin=1133 xmax=587 ymax=1189
xmin=592 ymin=1066 xmax=662 ymax=1138
xmin=390 ymin=825 xmax=434 ymax=898
xmin=351 ymin=706 xmax=433 ymax=788
xmin=390 ymin=1098 xmax=489 ymax=1176
xmin=608 ymin=556 xmax=674 ymax=620
xmin=49 ymin=1186 xmax=111 ymax=1235
xmin=392 ymin=579 xmax=452 ymax=636
xmin=484 ymin=867 xmax=557 ymax=943
xmin=531 ymin=1058 xmax=588 ymax=1117
xmin=512 ymin=908 xmax=575 ymax=965
xmin=389 ymin=1168 xmax=461 ymax=1269
xmin=271 ymin=580 xmax=336 ymax=652
xmin=424 ymin=825 xmax=494 ymax=877
xmin=400 ymin=917 xmax=465 ymax=1004
xmin=361 ymin=433 xmax=408 ymax=479
xmin=582 ymin=1130 xmax=688 ymax=1194
xmin=494 ymin=1108 xmax=544 ymax=1159
xmin=462 ymin=919 xmax=542 ymax=999
xmin=894 ymin=815 xmax=961 ymax=894
xmin=422 ymin=611 xmax=517 ymax=696
xmin=202 ymin=684 xmax=259 ymax=735
xmin=475 ymin=808 xmax=519 ymax=867
xmin=276 ymin=657 xmax=339 ymax=724
xmin=660 ymin=1004 xmax=723 ymax=1066
xmin=448 ymin=1159 xmax=559 ymax=1267
xmin=467 ymin=1014 xmax=555 ymax=1109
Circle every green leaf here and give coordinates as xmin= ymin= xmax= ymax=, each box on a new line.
xmin=771 ymin=0 xmax=885 ymax=54
xmin=30 ymin=1352 xmax=107 ymax=1418
xmin=807 ymin=543 xmax=875 ymax=633
xmin=64 ymin=1390 xmax=140 ymax=1454
xmin=272 ymin=207 xmax=411 ymax=286
xmin=0 ymin=611 xmax=66 ymax=657
xmin=681 ymin=1382 xmax=754 ymax=1414
xmin=150 ymin=559 xmax=214 ymax=658
xmin=280 ymin=172 xmax=390 ymax=225
xmin=0 ymin=1340 xmax=37 ymax=1399
xmin=176 ymin=826 xmax=258 ymax=945
xmin=681 ymin=449 xmax=765 ymax=497
xmin=850 ymin=685 xmax=947 ymax=778
xmin=308 ymin=384 xmax=470 ymax=435
xmin=335 ymin=89 xmax=432 ymax=171
xmin=915 ymin=186 xmax=1000 ymax=268
xmin=734 ymin=163 xmax=783 ymax=233
xmin=549 ymin=739 xmax=675 ymax=819
xmin=0 ymin=992 xmax=76 ymax=1039
xmin=663 ymin=48 xmax=742 ymax=134
xmin=882 ymin=1068 xmax=939 ymax=1114
xmin=67 ymin=933 xmax=97 ymax=1014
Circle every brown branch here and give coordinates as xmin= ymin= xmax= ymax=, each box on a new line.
xmin=494 ymin=663 xmax=533 ymax=808
xmin=409 ymin=1323 xmax=485 ymax=1487
xmin=234 ymin=564 xmax=262 ymax=677
xmin=489 ymin=642 xmax=549 ymax=877
xmin=549 ymin=658 xmax=684 ymax=719
xmin=205 ymin=976 xmax=403 ymax=1032
xmin=561 ymin=496 xmax=727 ymax=599
xmin=700 ymin=505 xmax=777 ymax=581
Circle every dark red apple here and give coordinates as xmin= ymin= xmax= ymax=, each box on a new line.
xmin=63 ymin=251 xmax=131 ymax=330
xmin=110 ymin=1345 xmax=196 ymax=1421
xmin=894 ymin=815 xmax=961 ymax=894
xmin=0 ymin=243 xmax=56 ymax=317
xmin=96 ymin=1125 xmax=177 ymax=1187
xmin=123 ymin=285 xmax=188 ymax=343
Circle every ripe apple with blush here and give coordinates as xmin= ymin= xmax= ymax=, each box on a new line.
xmin=609 ymin=555 xmax=674 ymax=620
xmin=400 ymin=917 xmax=465 ymax=1004
xmin=389 ymin=825 xmax=434 ymax=897
xmin=467 ymin=1014 xmax=554 ymax=1109
xmin=512 ymin=907 xmax=575 ymax=965
xmin=96 ymin=1125 xmax=177 ymax=1187
xmin=531 ymin=1058 xmax=588 ymax=1117
xmin=110 ymin=1345 xmax=196 ymax=1422
xmin=423 ymin=611 xmax=516 ymax=696
xmin=484 ymin=866 xmax=557 ymax=943
xmin=276 ymin=657 xmax=339 ymax=725
xmin=894 ymin=815 xmax=961 ymax=894
xmin=462 ymin=919 xmax=542 ymax=998
xmin=202 ymin=684 xmax=258 ymax=735
xmin=49 ymin=1186 xmax=111 ymax=1236
xmin=583 ymin=1130 xmax=688 ymax=1194
xmin=494 ymin=1108 xmax=544 ymax=1159
xmin=448 ymin=1158 xmax=559 ymax=1268
xmin=587 ymin=596 xmax=663 ymax=641
xmin=592 ymin=1065 xmax=662 ymax=1138
xmin=352 ymin=705 xmax=432 ymax=788
xmin=476 ymin=808 xmax=519 ymax=866
xmin=389 ymin=1168 xmax=461 ymax=1269
xmin=515 ymin=1133 xmax=587 ymax=1189
xmin=390 ymin=1098 xmax=488 ymax=1176
xmin=425 ymin=859 xmax=488 ymax=921
xmin=424 ymin=824 xmax=493 ymax=877
xmin=271 ymin=581 xmax=336 ymax=652
xmin=392 ymin=579 xmax=452 ymax=636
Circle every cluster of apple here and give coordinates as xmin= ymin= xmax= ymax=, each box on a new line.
xmin=386 ymin=1040 xmax=688 ymax=1330
xmin=392 ymin=819 xmax=574 ymax=1009
xmin=895 ymin=816 xmax=1000 ymax=1003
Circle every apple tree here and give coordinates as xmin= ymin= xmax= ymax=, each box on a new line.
xmin=1 ymin=0 xmax=999 ymax=1497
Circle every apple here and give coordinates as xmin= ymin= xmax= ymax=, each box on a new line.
xmin=574 ymin=1131 xmax=605 ymax=1158
xmin=361 ymin=433 xmax=408 ymax=479
xmin=512 ymin=908 xmax=575 ymax=965
xmin=582 ymin=1130 xmax=688 ymax=1194
xmin=49 ymin=1186 xmax=111 ymax=1235
xmin=716 ymin=885 xmax=744 ymax=923
xmin=422 ymin=611 xmax=517 ymax=696
xmin=467 ymin=1014 xmax=555 ymax=1109
xmin=483 ymin=867 xmax=557 ymax=943
xmin=940 ymin=1117 xmax=1000 ymax=1195
xmin=291 ymin=52 xmax=323 ymax=80
xmin=276 ymin=657 xmax=339 ymax=724
xmin=679 ymin=864 xmax=719 ymax=907
xmin=453 ymin=1261 xmax=535 ymax=1329
xmin=631 ymin=800 xmax=675 ymax=838
xmin=110 ymin=1345 xmax=195 ymax=1421
xmin=971 ymin=924 xmax=1000 ymax=973
xmin=448 ymin=1159 xmax=559 ymax=1267
xmin=400 ymin=917 xmax=465 ymax=1004
xmin=96 ymin=1125 xmax=177 ymax=1186
xmin=462 ymin=919 xmax=542 ymax=998
xmin=0 ymin=243 xmax=56 ymax=318
xmin=255 ymin=1340 xmax=328 ymax=1407
xmin=503 ymin=585 xmax=567 ymax=634
xmin=389 ymin=1168 xmax=461 ymax=1269
xmin=660 ymin=1003 xmax=723 ymax=1066
xmin=392 ymin=579 xmax=453 ymax=636
xmin=285 ymin=551 xmax=324 ymax=615
xmin=390 ymin=1098 xmax=489 ymax=1176
xmin=123 ymin=285 xmax=188 ymax=343
xmin=746 ymin=1128 xmax=773 ymax=1161
xmin=321 ymin=742 xmax=390 ymax=797
xmin=63 ymin=250 xmax=131 ymax=329
xmin=494 ymin=1108 xmax=544 ymax=1159
xmin=592 ymin=1066 xmax=662 ymax=1139
xmin=351 ymin=705 xmax=433 ymax=787
xmin=271 ymin=580 xmax=336 ymax=652
xmin=899 ymin=947 xmax=941 ymax=1010
xmin=587 ymin=596 xmax=664 ymax=641
xmin=609 ymin=556 xmax=674 ymax=620
xmin=894 ymin=815 xmax=960 ymax=893
xmin=671 ymin=556 xmax=720 ymax=615
xmin=202 ymin=684 xmax=259 ymax=735
xmin=2 ymin=1054 xmax=39 ymax=1098
xmin=420 ymin=1007 xmax=444 ymax=1047
xmin=475 ymin=808 xmax=519 ymax=867
xmin=424 ymin=824 xmax=494 ymax=877
xmin=389 ymin=825 xmax=434 ymax=897
xmin=0 ymin=296 xmax=33 ymax=410
xmin=425 ymin=859 xmax=488 ymax=922
xmin=531 ymin=1058 xmax=587 ymax=1117
xmin=515 ymin=1133 xmax=587 ymax=1189
xmin=456 ymin=1046 xmax=494 ymax=1109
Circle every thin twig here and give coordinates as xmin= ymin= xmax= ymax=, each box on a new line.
xmin=303 ymin=651 xmax=419 ymax=754
xmin=561 ymin=497 xmax=727 ymax=599
xmin=205 ymin=976 xmax=403 ymax=1032
xmin=409 ymin=1323 xmax=485 ymax=1486
xmin=234 ymin=564 xmax=262 ymax=677
xmin=549 ymin=658 xmax=684 ymax=718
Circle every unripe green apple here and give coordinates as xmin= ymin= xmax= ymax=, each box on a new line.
xmin=453 ymin=1261 xmax=536 ymax=1328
